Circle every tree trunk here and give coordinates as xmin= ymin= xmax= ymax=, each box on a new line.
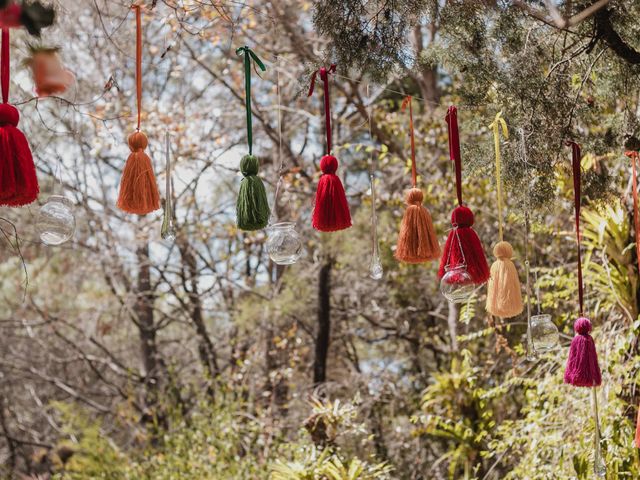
xmin=313 ymin=259 xmax=332 ymax=385
xmin=176 ymin=235 xmax=219 ymax=391
xmin=134 ymin=241 xmax=163 ymax=420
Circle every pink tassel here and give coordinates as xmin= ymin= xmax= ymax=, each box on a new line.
xmin=563 ymin=317 xmax=601 ymax=387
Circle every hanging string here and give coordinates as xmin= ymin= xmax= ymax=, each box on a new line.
xmin=308 ymin=64 xmax=337 ymax=154
xmin=625 ymin=151 xmax=640 ymax=269
xmin=490 ymin=112 xmax=508 ymax=242
xmin=271 ymin=53 xmax=285 ymax=221
xmin=132 ymin=5 xmax=142 ymax=131
xmin=401 ymin=95 xmax=417 ymax=188
xmin=236 ymin=46 xmax=266 ymax=156
xmin=567 ymin=140 xmax=584 ymax=316
xmin=445 ymin=106 xmax=463 ymax=206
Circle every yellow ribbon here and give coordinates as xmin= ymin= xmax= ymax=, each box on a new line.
xmin=490 ymin=111 xmax=508 ymax=241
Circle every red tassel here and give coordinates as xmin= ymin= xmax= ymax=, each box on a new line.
xmin=564 ymin=317 xmax=602 ymax=387
xmin=312 ymin=155 xmax=351 ymax=232
xmin=438 ymin=205 xmax=490 ymax=284
xmin=0 ymin=103 xmax=38 ymax=206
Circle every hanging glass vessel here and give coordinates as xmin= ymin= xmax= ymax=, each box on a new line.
xmin=529 ymin=314 xmax=559 ymax=353
xmin=36 ymin=195 xmax=75 ymax=246
xmin=161 ymin=131 xmax=177 ymax=242
xmin=440 ymin=264 xmax=477 ymax=303
xmin=369 ymin=173 xmax=383 ymax=280
xmin=266 ymin=222 xmax=302 ymax=265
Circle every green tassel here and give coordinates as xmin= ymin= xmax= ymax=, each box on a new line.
xmin=237 ymin=155 xmax=270 ymax=231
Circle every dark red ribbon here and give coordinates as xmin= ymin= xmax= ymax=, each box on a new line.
xmin=567 ymin=140 xmax=584 ymax=316
xmin=445 ymin=106 xmax=462 ymax=206
xmin=625 ymin=151 xmax=640 ymax=272
xmin=1 ymin=28 xmax=8 ymax=104
xmin=308 ymin=64 xmax=336 ymax=154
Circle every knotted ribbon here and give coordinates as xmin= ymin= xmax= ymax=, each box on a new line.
xmin=567 ymin=141 xmax=584 ymax=316
xmin=625 ymin=151 xmax=640 ymax=268
xmin=308 ymin=64 xmax=336 ymax=154
xmin=401 ymin=95 xmax=417 ymax=187
xmin=236 ymin=46 xmax=266 ymax=156
xmin=489 ymin=112 xmax=508 ymax=241
xmin=445 ymin=106 xmax=463 ymax=206
xmin=2 ymin=27 xmax=9 ymax=104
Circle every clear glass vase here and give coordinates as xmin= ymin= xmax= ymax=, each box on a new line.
xmin=266 ymin=222 xmax=302 ymax=265
xmin=440 ymin=265 xmax=477 ymax=303
xmin=530 ymin=314 xmax=559 ymax=353
xmin=36 ymin=195 xmax=75 ymax=246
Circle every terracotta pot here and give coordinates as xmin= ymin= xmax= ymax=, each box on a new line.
xmin=30 ymin=50 xmax=75 ymax=97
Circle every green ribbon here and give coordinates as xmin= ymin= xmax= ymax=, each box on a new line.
xmin=236 ymin=46 xmax=266 ymax=155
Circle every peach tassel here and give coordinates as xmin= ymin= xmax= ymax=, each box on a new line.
xmin=486 ymin=241 xmax=523 ymax=317
xmin=485 ymin=112 xmax=523 ymax=317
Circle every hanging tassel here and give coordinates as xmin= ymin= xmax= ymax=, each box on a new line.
xmin=438 ymin=106 xmax=489 ymax=284
xmin=309 ymin=65 xmax=351 ymax=232
xmin=395 ymin=96 xmax=439 ymax=263
xmin=0 ymin=28 xmax=38 ymax=207
xmin=564 ymin=141 xmax=606 ymax=476
xmin=237 ymin=154 xmax=270 ymax=230
xmin=626 ymin=151 xmax=640 ymax=447
xmin=485 ymin=112 xmax=523 ymax=317
xmin=564 ymin=317 xmax=602 ymax=387
xmin=117 ymin=131 xmax=159 ymax=214
xmin=235 ymin=46 xmax=270 ymax=231
xmin=117 ymin=5 xmax=159 ymax=215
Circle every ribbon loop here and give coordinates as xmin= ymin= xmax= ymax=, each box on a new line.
xmin=401 ymin=96 xmax=417 ymax=187
xmin=567 ymin=140 xmax=584 ymax=315
xmin=236 ymin=46 xmax=266 ymax=155
xmin=489 ymin=111 xmax=508 ymax=241
xmin=308 ymin=64 xmax=336 ymax=154
xmin=445 ymin=106 xmax=463 ymax=206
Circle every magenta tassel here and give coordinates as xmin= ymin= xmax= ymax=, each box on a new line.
xmin=564 ymin=317 xmax=602 ymax=387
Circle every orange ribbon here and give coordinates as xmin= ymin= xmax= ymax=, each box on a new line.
xmin=401 ymin=96 xmax=417 ymax=188
xmin=133 ymin=5 xmax=142 ymax=130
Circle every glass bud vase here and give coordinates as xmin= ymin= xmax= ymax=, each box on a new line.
xmin=266 ymin=222 xmax=302 ymax=265
xmin=530 ymin=314 xmax=559 ymax=353
xmin=440 ymin=265 xmax=477 ymax=303
xmin=36 ymin=195 xmax=75 ymax=246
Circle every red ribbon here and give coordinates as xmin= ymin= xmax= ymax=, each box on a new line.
xmin=625 ymin=151 xmax=640 ymax=272
xmin=445 ymin=106 xmax=462 ymax=206
xmin=567 ymin=140 xmax=584 ymax=316
xmin=308 ymin=64 xmax=336 ymax=154
xmin=1 ymin=28 xmax=8 ymax=104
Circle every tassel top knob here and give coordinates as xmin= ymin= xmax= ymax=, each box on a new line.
xmin=451 ymin=205 xmax=474 ymax=228
xmin=493 ymin=241 xmax=513 ymax=259
xmin=574 ymin=317 xmax=592 ymax=335
xmin=0 ymin=104 xmax=19 ymax=126
xmin=405 ymin=188 xmax=424 ymax=206
xmin=128 ymin=131 xmax=148 ymax=152
xmin=320 ymin=155 xmax=338 ymax=174
xmin=240 ymin=154 xmax=259 ymax=177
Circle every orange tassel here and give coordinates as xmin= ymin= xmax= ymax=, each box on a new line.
xmin=395 ymin=188 xmax=440 ymax=263
xmin=395 ymin=96 xmax=440 ymax=263
xmin=117 ymin=131 xmax=159 ymax=215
